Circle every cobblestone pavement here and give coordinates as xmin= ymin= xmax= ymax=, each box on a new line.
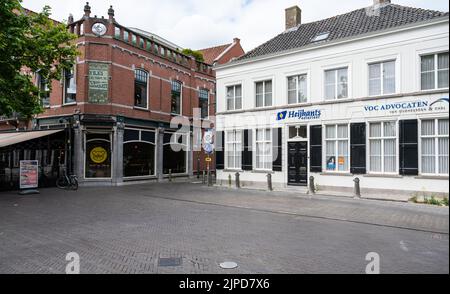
xmin=0 ymin=182 xmax=448 ymax=274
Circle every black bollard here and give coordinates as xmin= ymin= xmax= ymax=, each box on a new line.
xmin=169 ymin=169 xmax=172 ymax=182
xmin=235 ymin=172 xmax=240 ymax=189
xmin=354 ymin=177 xmax=361 ymax=198
xmin=309 ymin=176 xmax=315 ymax=195
xmin=267 ymin=173 xmax=273 ymax=191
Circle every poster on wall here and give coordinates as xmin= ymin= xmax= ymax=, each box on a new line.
xmin=88 ymin=62 xmax=109 ymax=104
xmin=19 ymin=160 xmax=39 ymax=190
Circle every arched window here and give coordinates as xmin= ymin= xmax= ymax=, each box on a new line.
xmin=123 ymin=129 xmax=156 ymax=177
xmin=134 ymin=69 xmax=148 ymax=109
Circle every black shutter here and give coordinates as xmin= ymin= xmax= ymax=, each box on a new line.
xmin=242 ymin=130 xmax=253 ymax=171
xmin=399 ymin=120 xmax=418 ymax=175
xmin=310 ymin=125 xmax=322 ymax=172
xmin=272 ymin=128 xmax=282 ymax=171
xmin=350 ymin=123 xmax=366 ymax=174
xmin=216 ymin=131 xmax=225 ymax=170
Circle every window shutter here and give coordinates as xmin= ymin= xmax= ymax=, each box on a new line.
xmin=216 ymin=131 xmax=225 ymax=170
xmin=399 ymin=120 xmax=418 ymax=175
xmin=350 ymin=123 xmax=366 ymax=174
xmin=242 ymin=130 xmax=253 ymax=171
xmin=310 ymin=125 xmax=322 ymax=172
xmin=272 ymin=128 xmax=282 ymax=171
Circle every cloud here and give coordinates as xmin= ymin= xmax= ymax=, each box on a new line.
xmin=21 ymin=0 xmax=449 ymax=51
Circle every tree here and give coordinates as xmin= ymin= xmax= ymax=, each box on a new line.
xmin=181 ymin=49 xmax=204 ymax=63
xmin=0 ymin=0 xmax=78 ymax=120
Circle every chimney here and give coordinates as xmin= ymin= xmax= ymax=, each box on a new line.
xmin=84 ymin=2 xmax=91 ymax=18
xmin=233 ymin=38 xmax=240 ymax=44
xmin=373 ymin=0 xmax=391 ymax=6
xmin=68 ymin=13 xmax=74 ymax=24
xmin=108 ymin=5 xmax=115 ymax=22
xmin=285 ymin=6 xmax=301 ymax=30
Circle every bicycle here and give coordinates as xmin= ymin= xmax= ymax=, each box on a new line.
xmin=56 ymin=168 xmax=79 ymax=190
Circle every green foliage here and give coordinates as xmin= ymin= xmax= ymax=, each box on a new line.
xmin=181 ymin=49 xmax=204 ymax=62
xmin=443 ymin=197 xmax=449 ymax=206
xmin=0 ymin=0 xmax=78 ymax=119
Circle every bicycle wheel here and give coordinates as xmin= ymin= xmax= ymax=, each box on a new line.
xmin=56 ymin=176 xmax=69 ymax=189
xmin=70 ymin=177 xmax=79 ymax=191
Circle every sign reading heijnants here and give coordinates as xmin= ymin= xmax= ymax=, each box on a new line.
xmin=277 ymin=109 xmax=321 ymax=121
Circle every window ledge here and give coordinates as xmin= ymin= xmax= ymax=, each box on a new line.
xmin=320 ymin=172 xmax=353 ymax=177
xmin=223 ymin=169 xmax=243 ymax=173
xmin=62 ymin=103 xmax=77 ymax=107
xmin=133 ymin=106 xmax=149 ymax=112
xmin=363 ymin=174 xmax=403 ymax=179
xmin=415 ymin=175 xmax=449 ymax=180
xmin=252 ymin=169 xmax=274 ymax=174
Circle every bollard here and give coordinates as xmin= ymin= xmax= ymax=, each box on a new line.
xmin=202 ymin=170 xmax=206 ymax=184
xmin=228 ymin=174 xmax=232 ymax=188
xmin=207 ymin=169 xmax=212 ymax=187
xmin=354 ymin=177 xmax=361 ymax=198
xmin=309 ymin=176 xmax=315 ymax=195
xmin=267 ymin=173 xmax=273 ymax=191
xmin=235 ymin=172 xmax=240 ymax=189
xmin=169 ymin=169 xmax=172 ymax=182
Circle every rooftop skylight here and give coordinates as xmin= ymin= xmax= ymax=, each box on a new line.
xmin=311 ymin=32 xmax=330 ymax=43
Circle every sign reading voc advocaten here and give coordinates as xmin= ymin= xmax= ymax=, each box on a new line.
xmin=88 ymin=62 xmax=109 ymax=104
xmin=20 ymin=160 xmax=39 ymax=189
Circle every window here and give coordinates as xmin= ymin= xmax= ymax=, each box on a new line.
xmin=289 ymin=125 xmax=307 ymax=139
xmin=325 ymin=125 xmax=349 ymax=172
xmin=255 ymin=128 xmax=272 ymax=170
xmin=37 ymin=73 xmax=50 ymax=108
xmin=139 ymin=38 xmax=144 ymax=48
xmin=63 ymin=67 xmax=76 ymax=104
xmin=123 ymin=129 xmax=156 ymax=177
xmin=134 ymin=69 xmax=148 ymax=108
xmin=324 ymin=68 xmax=348 ymax=100
xmin=85 ymin=133 xmax=111 ymax=179
xmin=163 ymin=132 xmax=187 ymax=174
xmin=154 ymin=44 xmax=159 ymax=55
xmin=421 ymin=119 xmax=449 ymax=175
xmin=226 ymin=85 xmax=242 ymax=111
xmin=131 ymin=34 xmax=137 ymax=46
xmin=288 ymin=75 xmax=307 ymax=104
xmin=226 ymin=130 xmax=242 ymax=169
xmin=421 ymin=52 xmax=449 ymax=90
xmin=146 ymin=41 xmax=152 ymax=51
xmin=311 ymin=32 xmax=329 ymax=42
xmin=369 ymin=121 xmax=397 ymax=173
xmin=199 ymin=89 xmax=209 ymax=119
xmin=255 ymin=80 xmax=272 ymax=107
xmin=171 ymin=80 xmax=182 ymax=115
xmin=114 ymin=27 xmax=121 ymax=39
xmin=369 ymin=60 xmax=396 ymax=96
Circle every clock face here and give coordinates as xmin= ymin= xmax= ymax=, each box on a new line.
xmin=92 ymin=23 xmax=107 ymax=36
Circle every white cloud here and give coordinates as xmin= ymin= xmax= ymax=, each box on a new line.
xmin=21 ymin=0 xmax=449 ymax=51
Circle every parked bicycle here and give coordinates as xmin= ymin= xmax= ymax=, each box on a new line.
xmin=56 ymin=168 xmax=78 ymax=190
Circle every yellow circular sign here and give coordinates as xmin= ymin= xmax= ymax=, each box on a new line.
xmin=90 ymin=147 xmax=108 ymax=164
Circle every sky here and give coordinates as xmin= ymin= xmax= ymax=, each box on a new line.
xmin=21 ymin=0 xmax=449 ymax=52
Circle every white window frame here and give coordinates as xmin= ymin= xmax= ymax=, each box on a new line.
xmin=63 ymin=66 xmax=77 ymax=106
xmin=287 ymin=74 xmax=308 ymax=104
xmin=367 ymin=121 xmax=398 ymax=175
xmin=255 ymin=80 xmax=272 ymax=108
xmin=171 ymin=80 xmax=183 ymax=115
xmin=323 ymin=124 xmax=350 ymax=173
xmin=419 ymin=118 xmax=449 ymax=176
xmin=368 ymin=60 xmax=396 ymax=96
xmin=199 ymin=88 xmax=209 ymax=119
xmin=226 ymin=84 xmax=242 ymax=111
xmin=420 ymin=51 xmax=449 ymax=91
xmin=324 ymin=67 xmax=349 ymax=100
xmin=134 ymin=69 xmax=150 ymax=110
xmin=225 ymin=130 xmax=242 ymax=170
xmin=254 ymin=128 xmax=272 ymax=171
xmin=36 ymin=72 xmax=50 ymax=108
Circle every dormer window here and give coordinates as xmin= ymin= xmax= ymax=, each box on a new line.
xmin=311 ymin=32 xmax=330 ymax=43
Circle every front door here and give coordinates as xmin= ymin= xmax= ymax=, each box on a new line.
xmin=288 ymin=142 xmax=308 ymax=186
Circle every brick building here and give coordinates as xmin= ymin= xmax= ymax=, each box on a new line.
xmin=0 ymin=3 xmax=244 ymax=189
xmin=199 ymin=38 xmax=245 ymax=66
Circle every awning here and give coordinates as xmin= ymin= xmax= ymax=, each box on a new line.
xmin=0 ymin=129 xmax=64 ymax=148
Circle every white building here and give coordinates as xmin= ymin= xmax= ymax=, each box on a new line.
xmin=214 ymin=0 xmax=449 ymax=199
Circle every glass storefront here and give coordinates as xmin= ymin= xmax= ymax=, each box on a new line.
xmin=85 ymin=132 xmax=111 ymax=179
xmin=123 ymin=128 xmax=156 ymax=178
xmin=163 ymin=131 xmax=187 ymax=174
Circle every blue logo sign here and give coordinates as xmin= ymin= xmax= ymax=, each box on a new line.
xmin=364 ymin=101 xmax=429 ymax=112
xmin=430 ymin=97 xmax=449 ymax=107
xmin=277 ymin=109 xmax=321 ymax=121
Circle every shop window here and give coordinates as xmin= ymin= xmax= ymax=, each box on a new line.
xmin=325 ymin=124 xmax=349 ymax=172
xmin=288 ymin=74 xmax=307 ymax=104
xmin=85 ymin=133 xmax=111 ymax=179
xmin=199 ymin=89 xmax=209 ymax=119
xmin=163 ymin=132 xmax=187 ymax=174
xmin=369 ymin=60 xmax=395 ymax=96
xmin=369 ymin=121 xmax=397 ymax=173
xmin=134 ymin=69 xmax=148 ymax=109
xmin=225 ymin=130 xmax=242 ymax=170
xmin=421 ymin=52 xmax=449 ymax=90
xmin=171 ymin=80 xmax=182 ymax=115
xmin=421 ymin=119 xmax=449 ymax=175
xmin=123 ymin=129 xmax=156 ymax=178
xmin=255 ymin=80 xmax=272 ymax=108
xmin=63 ymin=67 xmax=76 ymax=104
xmin=226 ymin=84 xmax=242 ymax=111
xmin=324 ymin=68 xmax=348 ymax=100
xmin=255 ymin=128 xmax=272 ymax=170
